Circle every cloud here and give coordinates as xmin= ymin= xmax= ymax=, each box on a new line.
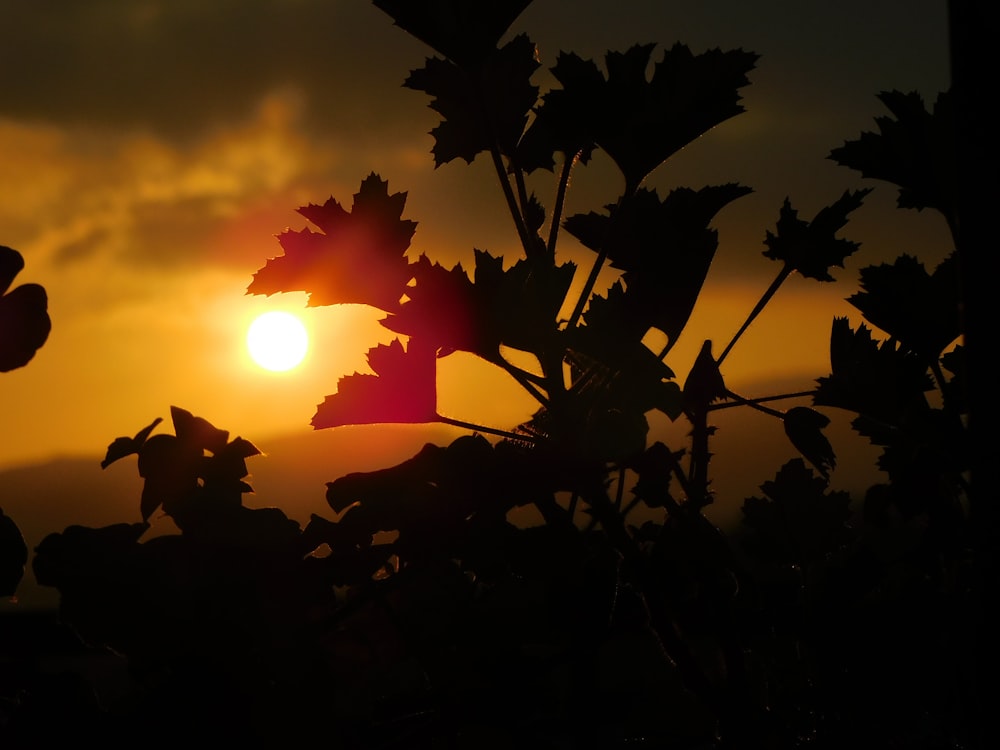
xmin=0 ymin=0 xmax=422 ymax=143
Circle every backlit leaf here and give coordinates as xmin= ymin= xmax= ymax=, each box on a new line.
xmin=741 ymin=458 xmax=852 ymax=567
xmin=522 ymin=44 xmax=757 ymax=190
xmin=847 ymin=253 xmax=961 ymax=362
xmin=404 ymin=33 xmax=540 ymax=164
xmin=814 ymin=317 xmax=932 ymax=425
xmin=565 ymin=184 xmax=750 ymax=346
xmin=762 ymin=190 xmax=871 ymax=281
xmin=247 ymin=173 xmax=416 ymax=311
xmin=829 ymin=90 xmax=956 ymax=224
xmin=101 ymin=416 xmax=164 ymax=469
xmin=374 ymin=0 xmax=532 ymax=69
xmin=312 ymin=338 xmax=438 ymax=429
xmin=0 ymin=246 xmax=51 ymax=372
xmin=783 ymin=406 xmax=835 ymax=478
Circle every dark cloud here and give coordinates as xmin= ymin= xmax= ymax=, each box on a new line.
xmin=0 ymin=0 xmax=422 ymax=142
xmin=1 ymin=1 xmax=948 ymax=146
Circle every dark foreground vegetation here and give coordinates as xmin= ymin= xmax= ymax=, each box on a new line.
xmin=1 ymin=1 xmax=985 ymax=747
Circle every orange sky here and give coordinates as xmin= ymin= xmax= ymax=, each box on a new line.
xmin=0 ymin=0 xmax=952 ymax=490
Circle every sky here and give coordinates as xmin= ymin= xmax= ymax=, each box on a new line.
xmin=0 ymin=0 xmax=953 ymax=495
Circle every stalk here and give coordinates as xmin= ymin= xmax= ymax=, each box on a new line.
xmin=717 ymin=264 xmax=792 ymax=365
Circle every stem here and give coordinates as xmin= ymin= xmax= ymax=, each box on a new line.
xmin=436 ymin=414 xmax=537 ymax=443
xmin=566 ymin=193 xmax=629 ymax=329
xmin=709 ymin=389 xmax=816 ymax=411
xmin=722 ymin=389 xmax=786 ymax=420
xmin=489 ymin=146 xmax=534 ymax=256
xmin=614 ymin=466 xmax=626 ymax=510
xmin=717 ymin=264 xmax=793 ymax=365
xmin=497 ymin=358 xmax=550 ymax=406
xmin=547 ymin=151 xmax=578 ymax=254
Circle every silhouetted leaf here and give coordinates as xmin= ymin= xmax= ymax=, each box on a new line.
xmin=815 ymin=318 xmax=933 ymax=440
xmin=247 ymin=173 xmax=416 ymax=310
xmin=313 ymin=338 xmax=438 ymax=429
xmin=383 ymin=249 xmax=575 ymax=362
xmin=521 ymin=44 xmax=757 ymax=190
xmin=404 ymin=34 xmax=540 ymax=164
xmin=829 ymin=90 xmax=956 ymax=224
xmin=374 ymin=0 xmax=532 ymax=69
xmin=1 ymin=507 xmax=28 ymax=597
xmin=783 ymin=406 xmax=835 ymax=478
xmin=630 ymin=441 xmax=682 ymax=509
xmin=847 ymin=253 xmax=961 ymax=362
xmin=762 ymin=190 xmax=871 ymax=281
xmin=101 ymin=416 xmax=164 ymax=469
xmin=741 ymin=459 xmax=852 ymax=567
xmin=564 ymin=284 xmax=681 ymax=419
xmin=565 ymin=184 xmax=750 ymax=346
xmin=0 ymin=245 xmax=51 ymax=372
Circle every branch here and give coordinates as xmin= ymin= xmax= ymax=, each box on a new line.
xmin=717 ymin=264 xmax=792 ymax=365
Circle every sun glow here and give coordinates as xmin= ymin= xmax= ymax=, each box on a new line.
xmin=246 ymin=311 xmax=309 ymax=371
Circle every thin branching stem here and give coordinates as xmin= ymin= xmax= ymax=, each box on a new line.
xmin=489 ymin=146 xmax=534 ymax=255
xmin=717 ymin=264 xmax=792 ymax=365
xmin=436 ymin=414 xmax=536 ymax=443
xmin=709 ymin=389 xmax=816 ymax=411
xmin=566 ymin=193 xmax=629 ymax=329
xmin=722 ymin=389 xmax=786 ymax=419
xmin=548 ymin=151 xmax=578 ymax=253
xmin=498 ymin=358 xmax=550 ymax=406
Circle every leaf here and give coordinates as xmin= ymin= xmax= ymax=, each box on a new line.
xmin=101 ymin=416 xmax=164 ymax=469
xmin=563 ymin=284 xmax=681 ymax=419
xmin=814 ymin=317 xmax=933 ymax=425
xmin=382 ymin=249 xmax=575 ymax=362
xmin=762 ymin=190 xmax=871 ymax=281
xmin=404 ymin=33 xmax=540 ymax=164
xmin=247 ymin=173 xmax=417 ymax=311
xmin=0 ymin=245 xmax=51 ymax=372
xmin=740 ymin=458 xmax=852 ymax=567
xmin=312 ymin=338 xmax=438 ymax=429
xmin=565 ymin=184 xmax=751 ymax=346
xmin=782 ymin=406 xmax=835 ymax=478
xmin=629 ymin=441 xmax=682 ymax=509
xmin=847 ymin=253 xmax=961 ymax=362
xmin=373 ymin=0 xmax=532 ymax=69
xmin=829 ymin=90 xmax=956 ymax=224
xmin=521 ymin=44 xmax=757 ymax=190
xmin=0 ymin=507 xmax=28 ymax=597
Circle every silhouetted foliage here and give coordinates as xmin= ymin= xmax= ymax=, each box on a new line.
xmin=0 ymin=246 xmax=49 ymax=598
xmin=7 ymin=3 xmax=975 ymax=748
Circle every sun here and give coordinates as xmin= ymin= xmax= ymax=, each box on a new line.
xmin=246 ymin=311 xmax=309 ymax=371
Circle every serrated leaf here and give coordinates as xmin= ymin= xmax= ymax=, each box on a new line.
xmin=740 ymin=458 xmax=852 ymax=566
xmin=814 ymin=317 xmax=933 ymax=425
xmin=404 ymin=34 xmax=540 ymax=164
xmin=383 ymin=248 xmax=575 ymax=362
xmin=565 ymin=184 xmax=750 ymax=347
xmin=762 ymin=190 xmax=871 ymax=281
xmin=374 ymin=0 xmax=532 ymax=69
xmin=312 ymin=338 xmax=438 ymax=429
xmin=783 ymin=406 xmax=835 ymax=478
xmin=247 ymin=173 xmax=416 ymax=310
xmin=522 ymin=44 xmax=757 ymax=190
xmin=0 ymin=246 xmax=51 ymax=372
xmin=829 ymin=90 xmax=956 ymax=224
xmin=847 ymin=253 xmax=961 ymax=362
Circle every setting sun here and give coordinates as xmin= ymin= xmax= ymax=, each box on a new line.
xmin=246 ymin=311 xmax=309 ymax=371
